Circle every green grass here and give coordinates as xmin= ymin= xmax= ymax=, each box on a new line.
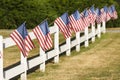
xmin=26 ymin=32 xmax=120 ymax=80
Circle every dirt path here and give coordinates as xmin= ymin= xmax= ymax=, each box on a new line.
xmin=27 ymin=33 xmax=120 ymax=80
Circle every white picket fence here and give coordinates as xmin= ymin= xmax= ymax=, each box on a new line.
xmin=0 ymin=22 xmax=106 ymax=80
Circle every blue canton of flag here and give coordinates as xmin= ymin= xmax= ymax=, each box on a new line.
xmin=54 ymin=12 xmax=72 ymax=39
xmin=96 ymin=8 xmax=101 ymax=16
xmin=73 ymin=10 xmax=80 ymax=20
xmin=10 ymin=22 xmax=35 ymax=57
xmin=104 ymin=6 xmax=108 ymax=13
xmin=33 ymin=20 xmax=52 ymax=51
xmin=40 ymin=21 xmax=50 ymax=35
xmin=17 ymin=23 xmax=28 ymax=39
xmin=83 ymin=9 xmax=89 ymax=17
xmin=61 ymin=13 xmax=70 ymax=25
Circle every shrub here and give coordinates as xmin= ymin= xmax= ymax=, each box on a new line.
xmin=0 ymin=0 xmax=119 ymax=29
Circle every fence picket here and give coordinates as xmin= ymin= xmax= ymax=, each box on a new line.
xmin=84 ymin=27 xmax=89 ymax=47
xmin=20 ymin=53 xmax=27 ymax=80
xmin=97 ymin=23 xmax=101 ymax=38
xmin=76 ymin=32 xmax=80 ymax=52
xmin=102 ymin=21 xmax=106 ymax=33
xmin=91 ymin=24 xmax=95 ymax=42
xmin=54 ymin=23 xmax=59 ymax=63
xmin=66 ymin=37 xmax=71 ymax=56
xmin=40 ymin=47 xmax=45 ymax=72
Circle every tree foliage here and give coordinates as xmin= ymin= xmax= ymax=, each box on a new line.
xmin=0 ymin=0 xmax=119 ymax=29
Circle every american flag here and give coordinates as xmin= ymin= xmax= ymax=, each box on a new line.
xmin=69 ymin=10 xmax=85 ymax=32
xmin=33 ymin=20 xmax=52 ymax=51
xmin=78 ymin=13 xmax=86 ymax=30
xmin=108 ymin=6 xmax=114 ymax=19
xmin=10 ymin=22 xmax=35 ymax=57
xmin=101 ymin=8 xmax=106 ymax=22
xmin=96 ymin=8 xmax=102 ymax=24
xmin=88 ymin=5 xmax=96 ymax=25
xmin=81 ymin=9 xmax=90 ymax=28
xmin=109 ymin=5 xmax=118 ymax=20
xmin=104 ymin=6 xmax=111 ymax=22
xmin=54 ymin=12 xmax=72 ymax=39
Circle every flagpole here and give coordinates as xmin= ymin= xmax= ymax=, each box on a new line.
xmin=49 ymin=20 xmax=54 ymax=26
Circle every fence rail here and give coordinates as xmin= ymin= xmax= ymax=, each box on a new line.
xmin=0 ymin=21 xmax=106 ymax=80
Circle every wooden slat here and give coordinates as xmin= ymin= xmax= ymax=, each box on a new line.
xmin=27 ymin=55 xmax=44 ymax=69
xmin=29 ymin=32 xmax=36 ymax=40
xmin=4 ymin=65 xmax=23 ymax=80
xmin=80 ymin=36 xmax=86 ymax=43
xmin=88 ymin=32 xmax=93 ymax=39
xmin=3 ymin=37 xmax=15 ymax=48
xmin=59 ymin=44 xmax=67 ymax=54
xmin=50 ymin=26 xmax=56 ymax=34
xmin=46 ymin=50 xmax=56 ymax=60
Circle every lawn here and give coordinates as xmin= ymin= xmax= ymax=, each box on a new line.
xmin=0 ymin=29 xmax=120 ymax=80
xmin=26 ymin=32 xmax=120 ymax=80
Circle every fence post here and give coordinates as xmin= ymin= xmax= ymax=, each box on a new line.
xmin=84 ymin=27 xmax=89 ymax=47
xmin=76 ymin=32 xmax=80 ymax=52
xmin=40 ymin=48 xmax=45 ymax=72
xmin=0 ymin=36 xmax=3 ymax=80
xmin=102 ymin=21 xmax=106 ymax=33
xmin=91 ymin=24 xmax=95 ymax=42
xmin=66 ymin=37 xmax=71 ymax=56
xmin=54 ymin=23 xmax=59 ymax=63
xmin=20 ymin=53 xmax=27 ymax=80
xmin=97 ymin=23 xmax=101 ymax=38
